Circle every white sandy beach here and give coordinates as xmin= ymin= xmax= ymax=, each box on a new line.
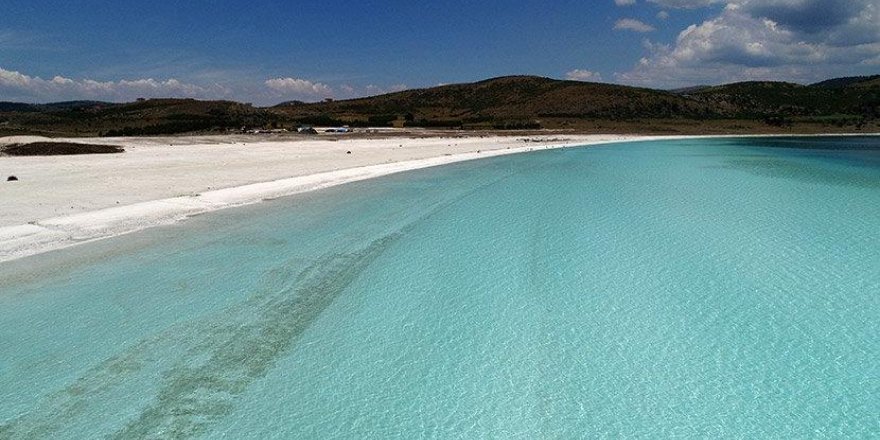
xmin=0 ymin=133 xmax=651 ymax=262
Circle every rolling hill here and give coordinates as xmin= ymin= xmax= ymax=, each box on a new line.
xmin=680 ymin=78 xmax=880 ymax=121
xmin=272 ymin=76 xmax=718 ymax=128
xmin=1 ymin=74 xmax=878 ymax=136
xmin=810 ymin=75 xmax=880 ymax=89
xmin=0 ymin=99 xmax=277 ymax=137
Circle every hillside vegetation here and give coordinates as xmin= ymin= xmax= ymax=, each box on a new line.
xmin=272 ymin=76 xmax=716 ymax=128
xmin=1 ymin=74 xmax=878 ymax=136
xmin=0 ymin=99 xmax=277 ymax=137
xmin=681 ymin=79 xmax=879 ymax=126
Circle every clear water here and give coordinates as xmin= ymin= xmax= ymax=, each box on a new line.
xmin=1 ymin=136 xmax=878 ymax=439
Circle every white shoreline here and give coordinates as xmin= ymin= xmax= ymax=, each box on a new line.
xmin=1 ymin=132 xmax=876 ymax=263
xmin=0 ymin=135 xmax=638 ymax=262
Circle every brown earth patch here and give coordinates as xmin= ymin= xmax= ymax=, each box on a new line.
xmin=1 ymin=142 xmax=124 ymax=156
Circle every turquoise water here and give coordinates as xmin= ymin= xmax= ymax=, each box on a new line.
xmin=1 ymin=136 xmax=878 ymax=438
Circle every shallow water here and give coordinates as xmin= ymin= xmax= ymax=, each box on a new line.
xmin=1 ymin=137 xmax=878 ymax=438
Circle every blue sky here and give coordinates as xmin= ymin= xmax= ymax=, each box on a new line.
xmin=1 ymin=0 xmax=878 ymax=104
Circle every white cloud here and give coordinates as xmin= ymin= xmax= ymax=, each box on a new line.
xmin=615 ymin=0 xmax=637 ymax=6
xmin=361 ymin=83 xmax=410 ymax=96
xmin=614 ymin=18 xmax=657 ymax=32
xmin=565 ymin=69 xmax=604 ymax=81
xmin=264 ymin=77 xmax=332 ymax=98
xmin=647 ymin=0 xmax=723 ymax=8
xmin=0 ymin=68 xmax=33 ymax=88
xmin=0 ymin=66 xmax=414 ymax=105
xmin=0 ymin=66 xmax=226 ymax=101
xmin=657 ymin=10 xmax=671 ymax=19
xmin=616 ymin=0 xmax=880 ymax=87
xmin=364 ymin=84 xmax=383 ymax=96
xmin=311 ymin=82 xmax=413 ymax=100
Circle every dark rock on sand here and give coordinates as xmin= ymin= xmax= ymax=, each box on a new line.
xmin=1 ymin=142 xmax=124 ymax=156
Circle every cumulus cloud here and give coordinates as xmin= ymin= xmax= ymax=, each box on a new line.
xmin=0 ymin=68 xmax=34 ymax=89
xmin=657 ymin=10 xmax=671 ymax=19
xmin=565 ymin=69 xmax=604 ymax=81
xmin=0 ymin=66 xmax=227 ymax=101
xmin=0 ymin=66 xmax=416 ymax=104
xmin=617 ymin=0 xmax=880 ymax=87
xmin=614 ymin=18 xmax=657 ymax=32
xmin=264 ymin=77 xmax=333 ymax=98
xmin=615 ymin=0 xmax=637 ymax=6
xmin=331 ymin=83 xmax=409 ymax=99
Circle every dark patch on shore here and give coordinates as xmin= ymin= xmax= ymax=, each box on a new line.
xmin=1 ymin=142 xmax=124 ymax=156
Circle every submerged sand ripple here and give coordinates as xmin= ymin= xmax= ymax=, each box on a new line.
xmin=1 ymin=233 xmax=397 ymax=439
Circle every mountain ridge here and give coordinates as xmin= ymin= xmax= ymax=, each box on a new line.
xmin=1 ymin=74 xmax=878 ymax=136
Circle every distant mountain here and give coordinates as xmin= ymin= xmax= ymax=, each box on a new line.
xmin=274 ymin=100 xmax=307 ymax=107
xmin=272 ymin=76 xmax=718 ymax=128
xmin=1 ymin=98 xmax=277 ymax=137
xmin=1 ymin=73 xmax=878 ymax=136
xmin=274 ymin=75 xmax=879 ymax=130
xmin=811 ymin=75 xmax=880 ymax=89
xmin=39 ymin=100 xmax=115 ymax=110
xmin=0 ymin=102 xmax=39 ymax=112
xmin=0 ymin=101 xmax=112 ymax=112
xmin=684 ymin=79 xmax=880 ymax=119
xmin=669 ymin=85 xmax=711 ymax=95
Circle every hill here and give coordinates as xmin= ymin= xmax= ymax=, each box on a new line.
xmin=810 ymin=75 xmax=880 ymax=89
xmin=272 ymin=76 xmax=717 ymax=129
xmin=682 ymin=78 xmax=879 ymax=126
xmin=0 ymin=99 xmax=278 ymax=137
xmin=1 ymin=73 xmax=878 ymax=136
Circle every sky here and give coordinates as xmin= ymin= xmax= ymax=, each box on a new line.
xmin=1 ymin=0 xmax=878 ymax=105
